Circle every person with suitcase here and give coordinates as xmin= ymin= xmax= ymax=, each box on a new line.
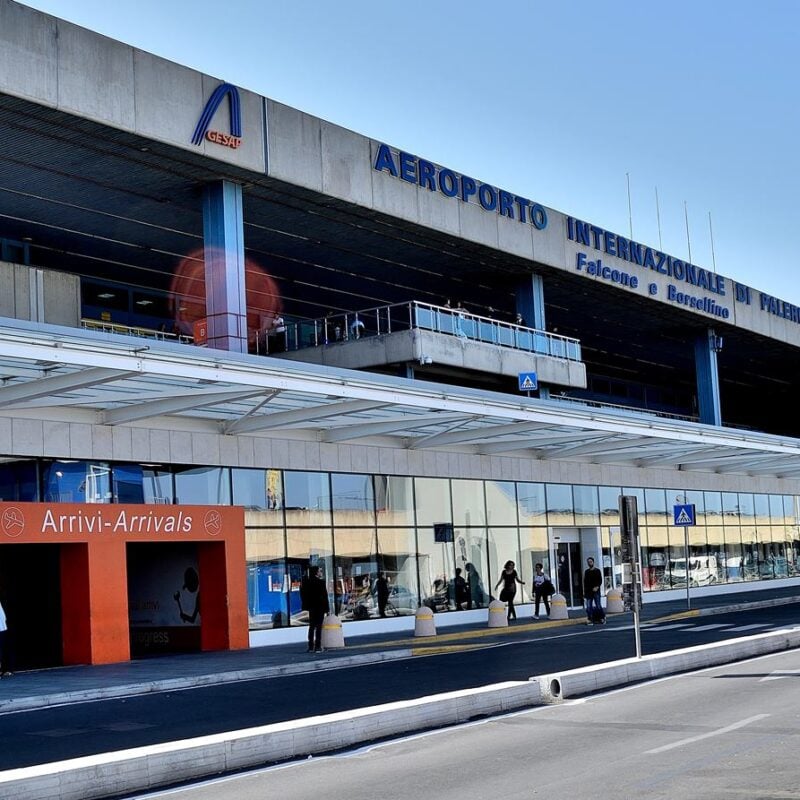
xmin=583 ymin=557 xmax=606 ymax=625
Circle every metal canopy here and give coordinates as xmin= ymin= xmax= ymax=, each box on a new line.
xmin=0 ymin=320 xmax=799 ymax=479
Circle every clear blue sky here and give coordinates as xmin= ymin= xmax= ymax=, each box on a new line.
xmin=19 ymin=0 xmax=800 ymax=304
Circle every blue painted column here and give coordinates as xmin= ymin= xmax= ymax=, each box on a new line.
xmin=694 ymin=329 xmax=722 ymax=426
xmin=203 ymin=180 xmax=247 ymax=352
xmin=516 ymin=273 xmax=546 ymax=331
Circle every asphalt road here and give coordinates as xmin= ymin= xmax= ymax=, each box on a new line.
xmin=143 ymin=647 xmax=800 ymax=800
xmin=1 ymin=605 xmax=798 ymax=772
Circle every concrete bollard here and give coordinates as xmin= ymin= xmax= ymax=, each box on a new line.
xmin=606 ymin=588 xmax=624 ymax=613
xmin=414 ymin=606 xmax=437 ymax=637
xmin=548 ymin=592 xmax=569 ymax=620
xmin=320 ymin=614 xmax=345 ymax=649
xmin=487 ymin=599 xmax=508 ymax=628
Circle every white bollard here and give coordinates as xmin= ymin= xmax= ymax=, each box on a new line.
xmin=606 ymin=588 xmax=624 ymax=613
xmin=414 ymin=606 xmax=437 ymax=637
xmin=548 ymin=592 xmax=569 ymax=620
xmin=487 ymin=599 xmax=508 ymax=628
xmin=320 ymin=614 xmax=345 ymax=649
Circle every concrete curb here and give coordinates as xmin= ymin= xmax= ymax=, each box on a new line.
xmin=535 ymin=626 xmax=800 ymax=701
xmin=0 ymin=681 xmax=543 ymax=800
xmin=0 ymin=650 xmax=413 ymax=713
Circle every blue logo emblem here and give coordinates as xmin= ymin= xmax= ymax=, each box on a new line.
xmin=191 ymin=83 xmax=242 ymax=149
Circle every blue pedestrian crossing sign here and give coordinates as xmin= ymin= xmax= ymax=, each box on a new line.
xmin=673 ymin=503 xmax=696 ymax=526
xmin=518 ymin=372 xmax=538 ymax=392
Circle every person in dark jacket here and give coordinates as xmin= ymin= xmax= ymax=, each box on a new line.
xmin=375 ymin=572 xmax=390 ymax=618
xmin=494 ymin=560 xmax=526 ymax=621
xmin=583 ymin=557 xmax=606 ymax=625
xmin=300 ymin=565 xmax=329 ymax=652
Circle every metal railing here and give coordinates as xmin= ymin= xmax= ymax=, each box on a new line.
xmin=81 ymin=318 xmax=194 ymax=344
xmin=274 ymin=302 xmax=582 ymax=361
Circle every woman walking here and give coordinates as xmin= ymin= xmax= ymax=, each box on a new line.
xmin=495 ymin=560 xmax=525 ymax=621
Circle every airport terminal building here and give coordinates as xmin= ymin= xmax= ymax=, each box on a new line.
xmin=1 ymin=0 xmax=800 ymax=668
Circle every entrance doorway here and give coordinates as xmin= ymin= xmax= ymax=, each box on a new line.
xmin=0 ymin=544 xmax=63 ymax=670
xmin=551 ymin=528 xmax=603 ymax=607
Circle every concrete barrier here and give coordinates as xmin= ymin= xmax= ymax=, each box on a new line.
xmin=487 ymin=599 xmax=508 ymax=628
xmin=535 ymin=626 xmax=800 ymax=702
xmin=0 ymin=681 xmax=543 ymax=800
xmin=606 ymin=588 xmax=624 ymax=613
xmin=548 ymin=592 xmax=568 ymax=619
xmin=414 ymin=606 xmax=437 ymax=637
xmin=320 ymin=614 xmax=345 ymax=649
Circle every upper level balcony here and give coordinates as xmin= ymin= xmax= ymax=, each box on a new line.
xmin=267 ymin=302 xmax=587 ymax=391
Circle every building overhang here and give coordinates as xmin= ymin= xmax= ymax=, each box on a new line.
xmin=0 ymin=318 xmax=799 ymax=479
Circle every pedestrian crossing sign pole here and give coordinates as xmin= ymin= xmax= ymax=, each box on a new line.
xmin=517 ymin=372 xmax=538 ymax=396
xmin=674 ymin=501 xmax=696 ymax=610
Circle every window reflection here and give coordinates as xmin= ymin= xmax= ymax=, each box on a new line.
xmin=174 ymin=466 xmax=230 ymax=505
xmin=284 ymin=471 xmax=331 ymax=526
xmin=246 ymin=529 xmax=288 ymax=629
xmin=43 ymin=460 xmax=111 ymax=503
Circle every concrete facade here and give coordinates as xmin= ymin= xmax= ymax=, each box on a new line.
xmin=0 ymin=261 xmax=80 ymax=326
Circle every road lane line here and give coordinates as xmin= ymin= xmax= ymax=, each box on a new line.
xmin=688 ymin=623 xmax=731 ymax=631
xmin=644 ymin=714 xmax=769 ymax=754
xmin=727 ymin=624 xmax=772 ymax=632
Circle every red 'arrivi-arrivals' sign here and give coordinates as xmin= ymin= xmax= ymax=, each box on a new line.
xmin=0 ymin=503 xmax=243 ymax=543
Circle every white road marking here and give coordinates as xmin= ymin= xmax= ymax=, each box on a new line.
xmin=642 ymin=623 xmax=696 ymax=631
xmin=727 ymin=624 xmax=772 ymax=632
xmin=688 ymin=623 xmax=731 ymax=631
xmin=644 ymin=714 xmax=769 ymax=754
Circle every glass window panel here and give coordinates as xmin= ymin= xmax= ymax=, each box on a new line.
xmin=375 ymin=476 xmax=415 ymax=526
xmin=519 ymin=526 xmax=550 ymax=587
xmin=284 ymin=471 xmax=332 ymax=526
xmin=768 ymin=495 xmax=785 ymax=524
xmin=245 ymin=529 xmax=287 ymax=629
xmin=721 ymin=492 xmax=740 ymax=522
xmin=414 ymin=478 xmax=451 ymax=527
xmin=642 ymin=527 xmax=669 ymax=591
xmin=0 ymin=460 xmax=39 ymax=501
xmin=485 ymin=481 xmax=517 ymax=526
xmin=174 ymin=466 xmax=230 ymax=505
xmin=722 ymin=527 xmax=743 ymax=582
xmin=42 ymin=460 xmax=112 ymax=503
xmin=622 ymin=487 xmax=646 ymax=509
xmin=451 ymin=479 xmax=486 ymax=527
xmin=517 ymin=482 xmax=546 ymax=524
xmin=644 ymin=489 xmax=669 ymax=525
xmin=684 ymin=490 xmax=706 ymax=525
xmin=285 ymin=528 xmax=334 ymax=624
xmin=706 ymin=526 xmax=726 ymax=584
xmin=331 ymin=473 xmax=375 ymax=526
xmin=602 ymin=525 xmax=624 ymax=591
xmin=417 ymin=524 xmax=455 ymax=612
xmin=737 ymin=493 xmax=755 ymax=520
xmin=741 ymin=526 xmax=759 ymax=581
xmin=112 ymin=464 xmax=145 ymax=503
xmin=487 ymin=528 xmax=524 ymax=602
xmin=754 ymin=494 xmax=770 ymax=524
xmin=545 ymin=483 xmax=574 ymax=525
xmin=703 ymin=492 xmax=723 ymax=525
xmin=455 ymin=527 xmax=490 ymax=608
xmin=573 ymin=485 xmax=600 ymax=525
xmin=784 ymin=495 xmax=797 ymax=524
xmin=333 ymin=528 xmax=379 ymax=620
xmin=233 ymin=469 xmax=284 ymax=521
xmin=376 ymin=528 xmax=419 ymax=616
xmin=599 ymin=487 xmax=621 ymax=519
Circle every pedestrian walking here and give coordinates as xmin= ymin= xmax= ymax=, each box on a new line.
xmin=300 ymin=565 xmax=329 ymax=651
xmin=532 ymin=562 xmax=554 ymax=619
xmin=583 ymin=557 xmax=606 ymax=625
xmin=454 ymin=567 xmax=468 ymax=610
xmin=495 ymin=560 xmax=525 ymax=621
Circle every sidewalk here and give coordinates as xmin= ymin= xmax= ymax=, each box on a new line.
xmin=1 ymin=585 xmax=798 ymax=713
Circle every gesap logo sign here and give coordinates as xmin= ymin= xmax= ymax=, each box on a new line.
xmin=191 ymin=82 xmax=243 ymax=150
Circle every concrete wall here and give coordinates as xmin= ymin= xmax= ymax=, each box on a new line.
xmin=0 ymin=261 xmax=80 ymax=326
xmin=0 ymin=404 xmax=798 ymax=498
xmin=0 ymin=0 xmax=265 ymax=172
xmin=274 ymin=330 xmax=587 ymax=389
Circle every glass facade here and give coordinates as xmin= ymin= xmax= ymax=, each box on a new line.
xmin=1 ymin=458 xmax=799 ymax=631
